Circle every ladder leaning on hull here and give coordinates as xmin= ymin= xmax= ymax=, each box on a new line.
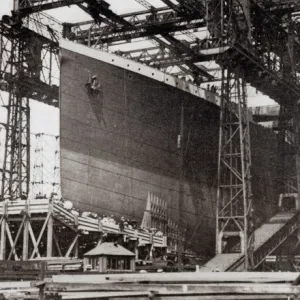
xmin=201 ymin=210 xmax=300 ymax=271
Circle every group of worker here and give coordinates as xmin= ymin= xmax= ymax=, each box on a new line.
xmin=50 ymin=196 xmax=165 ymax=237
xmin=207 ymin=84 xmax=218 ymax=93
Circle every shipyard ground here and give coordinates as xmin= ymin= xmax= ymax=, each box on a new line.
xmin=1 ymin=270 xmax=300 ymax=300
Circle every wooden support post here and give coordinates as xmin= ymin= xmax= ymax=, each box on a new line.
xmin=28 ymin=223 xmax=41 ymax=258
xmin=53 ymin=231 xmax=63 ymax=257
xmin=149 ymin=234 xmax=153 ymax=260
xmin=30 ymin=212 xmax=50 ymax=259
xmin=65 ymin=234 xmax=79 ymax=258
xmin=134 ymin=237 xmax=139 ymax=260
xmin=47 ymin=200 xmax=54 ymax=257
xmin=0 ymin=202 xmax=7 ymax=260
xmin=47 ymin=215 xmax=53 ymax=257
xmin=38 ymin=262 xmax=46 ymax=300
xmin=23 ymin=217 xmax=29 ymax=260
xmin=217 ymin=232 xmax=223 ymax=254
xmin=6 ymin=223 xmax=19 ymax=260
xmin=74 ymin=216 xmax=79 ymax=258
xmin=23 ymin=201 xmax=29 ymax=260
xmin=74 ymin=235 xmax=79 ymax=258
xmin=8 ymin=217 xmax=25 ymax=260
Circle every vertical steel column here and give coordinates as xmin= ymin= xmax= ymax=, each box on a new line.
xmin=216 ymin=65 xmax=253 ymax=270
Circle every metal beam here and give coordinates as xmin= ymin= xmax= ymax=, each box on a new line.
xmin=67 ymin=1 xmax=213 ymax=80
xmin=160 ymin=0 xmax=182 ymax=13
xmin=15 ymin=0 xmax=85 ymax=16
xmin=72 ymin=20 xmax=206 ymax=44
xmin=65 ymin=6 xmax=171 ymax=28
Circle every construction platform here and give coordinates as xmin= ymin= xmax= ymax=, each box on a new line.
xmin=0 ymin=198 xmax=167 ymax=261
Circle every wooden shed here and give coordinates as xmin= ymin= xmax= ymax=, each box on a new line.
xmin=83 ymin=242 xmax=135 ymax=272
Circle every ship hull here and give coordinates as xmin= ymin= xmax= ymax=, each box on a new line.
xmin=60 ymin=41 xmax=282 ymax=256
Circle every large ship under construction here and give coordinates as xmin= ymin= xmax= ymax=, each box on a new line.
xmin=59 ymin=39 xmax=286 ymax=257
xmin=2 ymin=0 xmax=300 ymax=293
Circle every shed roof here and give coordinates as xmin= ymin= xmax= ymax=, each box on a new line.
xmin=84 ymin=243 xmax=135 ymax=257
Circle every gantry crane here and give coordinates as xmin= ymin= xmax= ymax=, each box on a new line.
xmin=1 ymin=0 xmax=300 ymax=269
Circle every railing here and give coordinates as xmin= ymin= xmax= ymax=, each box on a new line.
xmin=227 ymin=211 xmax=300 ymax=271
xmin=0 ymin=199 xmax=167 ymax=248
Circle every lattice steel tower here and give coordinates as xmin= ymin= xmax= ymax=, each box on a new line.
xmin=211 ymin=0 xmax=254 ymax=270
xmin=0 ymin=26 xmax=30 ymax=200
xmin=216 ymin=66 xmax=253 ymax=269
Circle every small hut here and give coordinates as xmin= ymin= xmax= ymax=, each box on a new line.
xmin=83 ymin=242 xmax=136 ymax=272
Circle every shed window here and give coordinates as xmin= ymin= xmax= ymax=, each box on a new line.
xmin=89 ymin=257 xmax=99 ymax=270
xmin=107 ymin=257 xmax=131 ymax=270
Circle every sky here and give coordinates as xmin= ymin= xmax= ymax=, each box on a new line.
xmin=0 ymin=0 xmax=276 ymax=195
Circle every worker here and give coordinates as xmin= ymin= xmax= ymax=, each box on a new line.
xmin=21 ymin=193 xmax=27 ymax=200
xmin=91 ymin=75 xmax=99 ymax=90
xmin=119 ymin=216 xmax=125 ymax=232
xmin=85 ymin=75 xmax=101 ymax=95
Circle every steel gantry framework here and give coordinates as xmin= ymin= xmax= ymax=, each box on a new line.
xmin=0 ymin=12 xmax=59 ymax=200
xmin=0 ymin=23 xmax=32 ymax=200
xmin=0 ymin=0 xmax=300 ymax=267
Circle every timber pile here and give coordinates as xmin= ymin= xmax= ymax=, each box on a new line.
xmin=2 ymin=272 xmax=300 ymax=299
xmin=43 ymin=272 xmax=300 ymax=300
xmin=0 ymin=282 xmax=39 ymax=300
xmin=0 ymin=261 xmax=47 ymax=281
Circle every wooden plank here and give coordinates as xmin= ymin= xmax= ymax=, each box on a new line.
xmin=57 ymin=290 xmax=300 ymax=300
xmin=4 ymin=201 xmax=49 ymax=215
xmin=59 ymin=291 xmax=150 ymax=299
xmin=46 ymin=282 xmax=300 ymax=293
xmin=54 ymin=205 xmax=75 ymax=221
xmin=58 ymin=295 xmax=300 ymax=300
xmin=52 ymin=272 xmax=300 ymax=284
xmin=47 ymin=283 xmax=300 ymax=294
xmin=0 ymin=281 xmax=32 ymax=289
